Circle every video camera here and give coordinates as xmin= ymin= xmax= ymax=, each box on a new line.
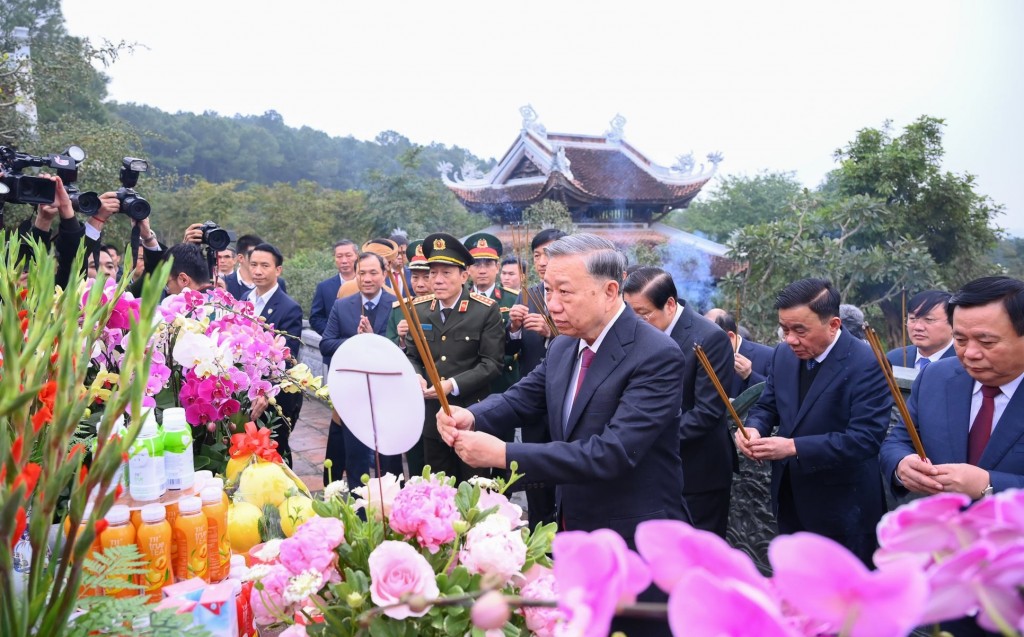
xmin=0 ymin=145 xmax=100 ymax=214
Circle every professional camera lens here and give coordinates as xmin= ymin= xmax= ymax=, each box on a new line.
xmin=204 ymin=227 xmax=231 ymax=251
xmin=121 ymin=196 xmax=150 ymax=221
xmin=69 ymin=189 xmax=100 ymax=216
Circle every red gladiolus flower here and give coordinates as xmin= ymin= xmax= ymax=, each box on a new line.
xmin=37 ymin=381 xmax=57 ymax=410
xmin=31 ymin=405 xmax=53 ymax=433
xmin=94 ymin=519 xmax=109 ymax=537
xmin=66 ymin=443 xmax=85 ymax=462
xmin=12 ymin=463 xmax=41 ymax=496
xmin=115 ymin=484 xmax=124 ymax=499
xmin=11 ymin=435 xmax=23 ymax=463
xmin=78 ymin=465 xmax=88 ymax=485
xmin=11 ymin=507 xmax=26 ymax=548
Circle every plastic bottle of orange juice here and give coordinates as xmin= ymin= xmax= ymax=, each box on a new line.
xmin=67 ymin=501 xmax=103 ymax=597
xmin=201 ymin=484 xmax=230 ymax=583
xmin=136 ymin=503 xmax=174 ymax=601
xmin=174 ymin=496 xmax=208 ymax=582
xmin=100 ymin=505 xmax=137 ymax=598
xmin=165 ymin=501 xmax=180 ymax=576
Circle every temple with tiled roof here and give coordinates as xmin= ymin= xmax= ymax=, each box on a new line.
xmin=439 ymin=105 xmax=723 ymax=226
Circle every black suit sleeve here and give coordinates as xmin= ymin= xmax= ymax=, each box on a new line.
xmin=276 ymin=301 xmax=304 ymax=359
xmin=681 ymin=327 xmax=734 ymax=441
xmin=309 ymin=283 xmax=329 ymax=335
xmin=319 ymin=300 xmax=348 ymax=359
xmin=54 ymin=217 xmax=87 ymax=290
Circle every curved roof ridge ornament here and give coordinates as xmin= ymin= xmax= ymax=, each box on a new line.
xmin=605 ymin=113 xmax=627 ymax=143
xmin=519 ymin=104 xmax=546 ymax=137
xmin=550 ymin=145 xmax=574 ymax=181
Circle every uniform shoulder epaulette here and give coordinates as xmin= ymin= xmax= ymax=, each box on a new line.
xmin=392 ymin=299 xmax=402 ymax=308
xmin=469 ymin=292 xmax=496 ymax=306
xmin=504 ymin=286 xmax=521 ymax=296
xmin=412 ymin=294 xmax=435 ymax=304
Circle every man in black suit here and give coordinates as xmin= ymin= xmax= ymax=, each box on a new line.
xmin=439 ymin=234 xmax=686 ymax=637
xmin=624 ymin=267 xmax=736 ymax=537
xmin=506 ymin=228 xmax=566 ymax=529
xmin=736 ymin=278 xmax=892 ymax=566
xmin=225 ymin=234 xmax=288 ymax=302
xmin=244 ymin=243 xmax=304 ymax=466
xmin=886 ymin=290 xmax=957 ymax=370
xmin=319 ymin=252 xmax=401 ymax=487
xmin=309 ymin=240 xmax=359 ymax=335
xmin=706 ymin=308 xmax=774 ymax=397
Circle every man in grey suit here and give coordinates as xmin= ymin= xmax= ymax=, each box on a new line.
xmin=880 ymin=276 xmax=1024 ymax=499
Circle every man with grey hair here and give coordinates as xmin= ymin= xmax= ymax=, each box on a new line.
xmin=438 ymin=233 xmax=688 ymax=538
xmin=439 ymin=233 xmax=686 ymax=634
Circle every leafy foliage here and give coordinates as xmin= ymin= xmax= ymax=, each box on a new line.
xmin=521 ymin=200 xmax=573 ymax=234
xmin=666 ymin=170 xmax=803 ymax=242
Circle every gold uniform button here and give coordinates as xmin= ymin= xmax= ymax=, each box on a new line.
xmin=441 ymin=356 xmax=447 ymax=361
xmin=441 ymin=335 xmax=446 ymax=341
xmin=465 ymin=336 xmax=470 ymax=341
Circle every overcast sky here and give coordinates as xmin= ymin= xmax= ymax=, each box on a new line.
xmin=61 ymin=0 xmax=1024 ymax=235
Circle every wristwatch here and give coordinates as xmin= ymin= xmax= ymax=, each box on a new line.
xmin=979 ymin=483 xmax=994 ymax=499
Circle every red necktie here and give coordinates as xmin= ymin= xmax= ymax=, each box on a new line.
xmin=968 ymin=385 xmax=1001 ymax=466
xmin=574 ymin=347 xmax=595 ymax=398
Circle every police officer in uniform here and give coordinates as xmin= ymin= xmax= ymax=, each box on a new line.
xmin=400 ymin=232 xmax=504 ymax=481
xmin=465 ymin=232 xmax=521 ymax=393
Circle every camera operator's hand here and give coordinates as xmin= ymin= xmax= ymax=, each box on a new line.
xmin=183 ymin=223 xmax=204 ymax=245
xmin=34 ymin=174 xmax=75 ymax=223
xmin=96 ymin=192 xmax=118 ymax=222
xmin=132 ymin=217 xmax=159 ymax=249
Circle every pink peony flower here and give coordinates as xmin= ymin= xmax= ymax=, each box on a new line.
xmin=459 ymin=514 xmax=528 ymax=585
xmin=353 ymin=473 xmax=403 ymax=521
xmin=770 ymin=532 xmax=928 ymax=637
xmin=471 ymin=591 xmax=511 ymax=630
xmin=278 ymin=517 xmax=345 ymax=580
xmin=552 ymin=529 xmax=651 ymax=637
xmin=367 ymin=540 xmax=440 ymax=619
xmin=250 ymin=563 xmax=292 ymax=625
xmin=478 ymin=489 xmax=525 ymax=528
xmin=389 ymin=477 xmax=460 ymax=553
xmin=520 ymin=566 xmax=564 ymax=637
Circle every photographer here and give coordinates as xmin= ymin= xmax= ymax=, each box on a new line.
xmin=163 ymin=242 xmax=213 ymax=294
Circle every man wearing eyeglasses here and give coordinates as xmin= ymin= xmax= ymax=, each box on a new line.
xmin=886 ymin=290 xmax=957 ymax=370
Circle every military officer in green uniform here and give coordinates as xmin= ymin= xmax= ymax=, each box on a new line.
xmin=392 ymin=232 xmax=504 ymax=481
xmin=465 ymin=232 xmax=521 ymax=393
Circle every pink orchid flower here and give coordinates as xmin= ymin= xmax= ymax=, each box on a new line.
xmin=770 ymin=532 xmax=928 ymax=637
xmin=552 ymin=529 xmax=651 ymax=637
xmin=668 ymin=570 xmax=798 ymax=637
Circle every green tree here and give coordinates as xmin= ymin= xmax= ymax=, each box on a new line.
xmin=522 ymin=199 xmax=573 ymax=234
xmin=720 ymin=193 xmax=940 ymax=345
xmin=365 ymin=147 xmax=486 ymax=240
xmin=664 ymin=171 xmax=802 ymax=242
xmin=833 ymin=116 xmax=1002 ymax=287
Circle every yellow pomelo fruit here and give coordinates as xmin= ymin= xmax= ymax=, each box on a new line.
xmin=237 ymin=461 xmax=293 ymax=508
xmin=227 ymin=501 xmax=263 ymax=553
xmin=278 ymin=496 xmax=316 ymax=537
xmin=225 ymin=453 xmax=253 ymax=483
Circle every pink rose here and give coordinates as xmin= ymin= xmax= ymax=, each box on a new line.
xmin=278 ymin=517 xmax=345 ymax=580
xmin=353 ymin=473 xmax=403 ymax=520
xmin=368 ymin=541 xmax=440 ymax=619
xmin=459 ymin=514 xmax=528 ymax=584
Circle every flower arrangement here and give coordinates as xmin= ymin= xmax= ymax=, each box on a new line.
xmin=147 ymin=287 xmax=329 ymax=474
xmin=247 ymin=467 xmax=558 ymax=636
xmin=0 ymin=238 xmax=207 ymax=637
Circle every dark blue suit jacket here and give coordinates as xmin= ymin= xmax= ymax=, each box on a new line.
xmin=880 ymin=357 xmax=1024 ymax=494
xmin=227 ymin=271 xmax=287 ymax=304
xmin=668 ymin=301 xmax=738 ymax=493
xmin=470 ymin=306 xmax=687 ymax=544
xmin=730 ymin=338 xmax=773 ymax=397
xmin=309 ymin=275 xmax=345 ymax=335
xmin=318 ymin=291 xmax=396 ymax=365
xmin=745 ymin=329 xmax=893 ymax=538
xmin=245 ymin=287 xmax=303 ymax=360
xmin=885 ymin=344 xmax=957 ymax=369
